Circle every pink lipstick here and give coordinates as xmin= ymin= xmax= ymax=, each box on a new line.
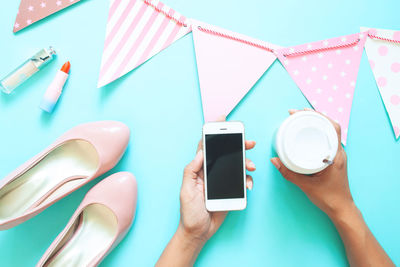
xmin=40 ymin=61 xmax=70 ymax=113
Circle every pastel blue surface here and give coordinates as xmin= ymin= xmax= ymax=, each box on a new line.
xmin=0 ymin=0 xmax=399 ymax=266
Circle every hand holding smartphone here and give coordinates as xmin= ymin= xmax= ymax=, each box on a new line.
xmin=203 ymin=121 xmax=247 ymax=211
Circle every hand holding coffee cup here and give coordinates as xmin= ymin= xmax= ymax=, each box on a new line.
xmin=271 ymin=108 xmax=354 ymax=219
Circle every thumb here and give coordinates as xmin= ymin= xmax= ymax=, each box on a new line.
xmin=191 ymin=149 xmax=204 ymax=173
xmin=183 ymin=150 xmax=204 ymax=180
xmin=270 ymin=157 xmax=304 ymax=185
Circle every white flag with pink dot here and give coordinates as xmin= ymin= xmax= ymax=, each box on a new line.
xmin=362 ymin=27 xmax=400 ymax=139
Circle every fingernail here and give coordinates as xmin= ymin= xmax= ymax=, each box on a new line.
xmin=216 ymin=115 xmax=226 ymax=121
xmin=249 ymin=181 xmax=253 ymax=190
xmin=249 ymin=162 xmax=256 ymax=169
xmin=271 ymin=158 xmax=281 ymax=169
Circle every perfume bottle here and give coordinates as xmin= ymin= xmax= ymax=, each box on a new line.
xmin=0 ymin=47 xmax=56 ymax=94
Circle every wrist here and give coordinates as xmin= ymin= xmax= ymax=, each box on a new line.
xmin=174 ymin=223 xmax=206 ymax=256
xmin=328 ymin=201 xmax=360 ymax=225
xmin=156 ymin=224 xmax=206 ymax=266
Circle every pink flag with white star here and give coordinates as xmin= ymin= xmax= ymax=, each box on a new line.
xmin=13 ymin=0 xmax=81 ymax=33
xmin=275 ymin=32 xmax=367 ymax=145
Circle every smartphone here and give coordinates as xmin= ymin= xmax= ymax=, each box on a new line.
xmin=202 ymin=121 xmax=246 ymax=211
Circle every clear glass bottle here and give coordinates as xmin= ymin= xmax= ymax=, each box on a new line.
xmin=0 ymin=47 xmax=56 ymax=94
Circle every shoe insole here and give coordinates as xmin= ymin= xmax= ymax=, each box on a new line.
xmin=0 ymin=140 xmax=99 ymax=221
xmin=45 ymin=204 xmax=118 ymax=267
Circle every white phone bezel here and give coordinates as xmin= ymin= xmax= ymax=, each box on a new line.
xmin=202 ymin=121 xmax=247 ymax=212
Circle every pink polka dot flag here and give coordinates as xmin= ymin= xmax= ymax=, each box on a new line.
xmin=192 ymin=20 xmax=280 ymax=122
xmin=362 ymin=27 xmax=400 ymax=139
xmin=14 ymin=0 xmax=81 ymax=33
xmin=275 ymin=33 xmax=368 ymax=145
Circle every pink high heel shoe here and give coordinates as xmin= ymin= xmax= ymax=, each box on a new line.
xmin=37 ymin=172 xmax=137 ymax=267
xmin=0 ymin=121 xmax=130 ymax=230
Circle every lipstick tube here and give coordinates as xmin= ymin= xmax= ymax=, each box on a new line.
xmin=40 ymin=61 xmax=70 ymax=113
xmin=0 ymin=47 xmax=56 ymax=94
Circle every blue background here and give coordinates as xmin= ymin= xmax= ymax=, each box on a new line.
xmin=0 ymin=0 xmax=399 ymax=266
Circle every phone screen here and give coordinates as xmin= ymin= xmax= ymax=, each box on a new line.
xmin=205 ymin=133 xmax=244 ymax=199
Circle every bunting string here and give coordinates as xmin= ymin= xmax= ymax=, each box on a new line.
xmin=283 ymin=38 xmax=361 ymax=57
xmin=143 ymin=0 xmax=189 ymax=27
xmin=367 ymin=33 xmax=400 ymax=44
xmin=197 ymin=26 xmax=274 ymax=53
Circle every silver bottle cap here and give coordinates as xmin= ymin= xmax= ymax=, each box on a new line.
xmin=32 ymin=46 xmax=56 ymax=69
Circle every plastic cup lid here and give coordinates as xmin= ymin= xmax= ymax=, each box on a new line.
xmin=277 ymin=111 xmax=338 ymax=174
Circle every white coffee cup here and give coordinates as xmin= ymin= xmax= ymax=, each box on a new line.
xmin=274 ymin=111 xmax=338 ymax=174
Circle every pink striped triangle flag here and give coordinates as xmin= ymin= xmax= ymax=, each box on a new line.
xmin=13 ymin=0 xmax=81 ymax=33
xmin=98 ymin=0 xmax=191 ymax=87
xmin=275 ymin=33 xmax=367 ymax=145
xmin=192 ymin=20 xmax=280 ymax=122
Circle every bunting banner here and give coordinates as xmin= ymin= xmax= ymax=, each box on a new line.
xmin=97 ymin=0 xmax=191 ymax=87
xmin=192 ymin=20 xmax=280 ymax=122
xmin=14 ymin=0 xmax=81 ymax=33
xmin=11 ymin=0 xmax=400 ymax=143
xmin=362 ymin=27 xmax=400 ymax=139
xmin=275 ymin=33 xmax=367 ymax=145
